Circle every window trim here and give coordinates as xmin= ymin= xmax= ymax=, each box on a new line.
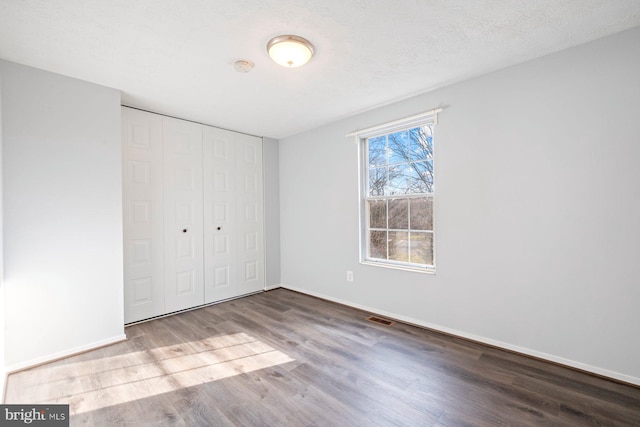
xmin=354 ymin=111 xmax=439 ymax=274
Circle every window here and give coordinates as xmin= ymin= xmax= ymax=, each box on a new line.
xmin=358 ymin=115 xmax=435 ymax=271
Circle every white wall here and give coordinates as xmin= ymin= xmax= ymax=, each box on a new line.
xmin=0 ymin=71 xmax=5 ymax=398
xmin=263 ymin=137 xmax=281 ymax=288
xmin=0 ymin=60 xmax=125 ymax=369
xmin=279 ymin=26 xmax=640 ymax=384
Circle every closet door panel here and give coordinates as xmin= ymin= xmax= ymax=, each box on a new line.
xmin=122 ymin=108 xmax=165 ymax=323
xmin=236 ymin=134 xmax=264 ymax=295
xmin=203 ymin=127 xmax=238 ymax=302
xmin=163 ymin=117 xmax=204 ymax=313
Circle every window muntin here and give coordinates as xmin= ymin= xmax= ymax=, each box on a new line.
xmin=362 ymin=123 xmax=434 ymax=270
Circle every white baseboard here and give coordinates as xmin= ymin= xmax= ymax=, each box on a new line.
xmin=5 ymin=334 xmax=127 ymax=376
xmin=264 ymin=283 xmax=283 ymax=291
xmin=282 ymin=284 xmax=640 ymax=387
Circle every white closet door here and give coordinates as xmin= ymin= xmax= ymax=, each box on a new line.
xmin=236 ymin=134 xmax=264 ymax=295
xmin=122 ymin=107 xmax=165 ymax=323
xmin=203 ymin=127 xmax=238 ymax=302
xmin=204 ymin=129 xmax=264 ymax=302
xmin=163 ymin=116 xmax=205 ymax=313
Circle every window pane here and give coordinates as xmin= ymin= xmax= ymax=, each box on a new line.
xmin=369 ymin=230 xmax=387 ymax=259
xmin=409 ymin=160 xmax=433 ymax=193
xmin=409 ymin=125 xmax=433 ymax=161
xmin=388 ymin=199 xmax=408 ymax=230
xmin=389 ymin=231 xmax=409 ymax=262
xmin=387 ymin=130 xmax=409 ymax=165
xmin=368 ymin=136 xmax=386 ymax=166
xmin=362 ymin=120 xmax=434 ymax=270
xmin=369 ymin=167 xmax=387 ymax=196
xmin=369 ymin=200 xmax=386 ymax=229
xmin=388 ymin=165 xmax=410 ymax=195
xmin=410 ymin=197 xmax=433 ymax=230
xmin=410 ymin=232 xmax=433 ymax=265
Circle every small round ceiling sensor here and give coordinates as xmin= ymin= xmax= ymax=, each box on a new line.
xmin=234 ymin=60 xmax=254 ymax=73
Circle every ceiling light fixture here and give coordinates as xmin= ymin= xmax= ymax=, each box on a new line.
xmin=267 ymin=35 xmax=314 ymax=68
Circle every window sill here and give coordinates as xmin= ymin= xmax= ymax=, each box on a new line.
xmin=360 ymin=261 xmax=435 ymax=275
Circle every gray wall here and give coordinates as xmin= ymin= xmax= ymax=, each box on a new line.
xmin=1 ymin=60 xmax=125 ymax=368
xmin=263 ymin=137 xmax=281 ymax=288
xmin=279 ymin=26 xmax=640 ymax=384
xmin=0 ymin=69 xmax=4 ymax=396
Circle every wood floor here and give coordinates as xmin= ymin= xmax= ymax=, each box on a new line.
xmin=6 ymin=289 xmax=640 ymax=426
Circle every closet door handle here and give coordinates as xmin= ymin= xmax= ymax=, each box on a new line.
xmin=217 ymin=226 xmax=222 ymax=231
xmin=182 ymin=229 xmax=188 ymax=233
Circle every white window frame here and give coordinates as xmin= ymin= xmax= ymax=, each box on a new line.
xmin=351 ymin=110 xmax=440 ymax=273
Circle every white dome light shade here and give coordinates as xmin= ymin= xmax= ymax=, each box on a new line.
xmin=267 ymin=35 xmax=314 ymax=68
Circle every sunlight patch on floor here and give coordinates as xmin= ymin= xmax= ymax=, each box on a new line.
xmin=6 ymin=333 xmax=295 ymax=415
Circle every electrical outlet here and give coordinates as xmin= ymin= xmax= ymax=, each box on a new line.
xmin=346 ymin=271 xmax=354 ymax=282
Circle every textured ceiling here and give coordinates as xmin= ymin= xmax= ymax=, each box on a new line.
xmin=1 ymin=1 xmax=640 ymax=139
